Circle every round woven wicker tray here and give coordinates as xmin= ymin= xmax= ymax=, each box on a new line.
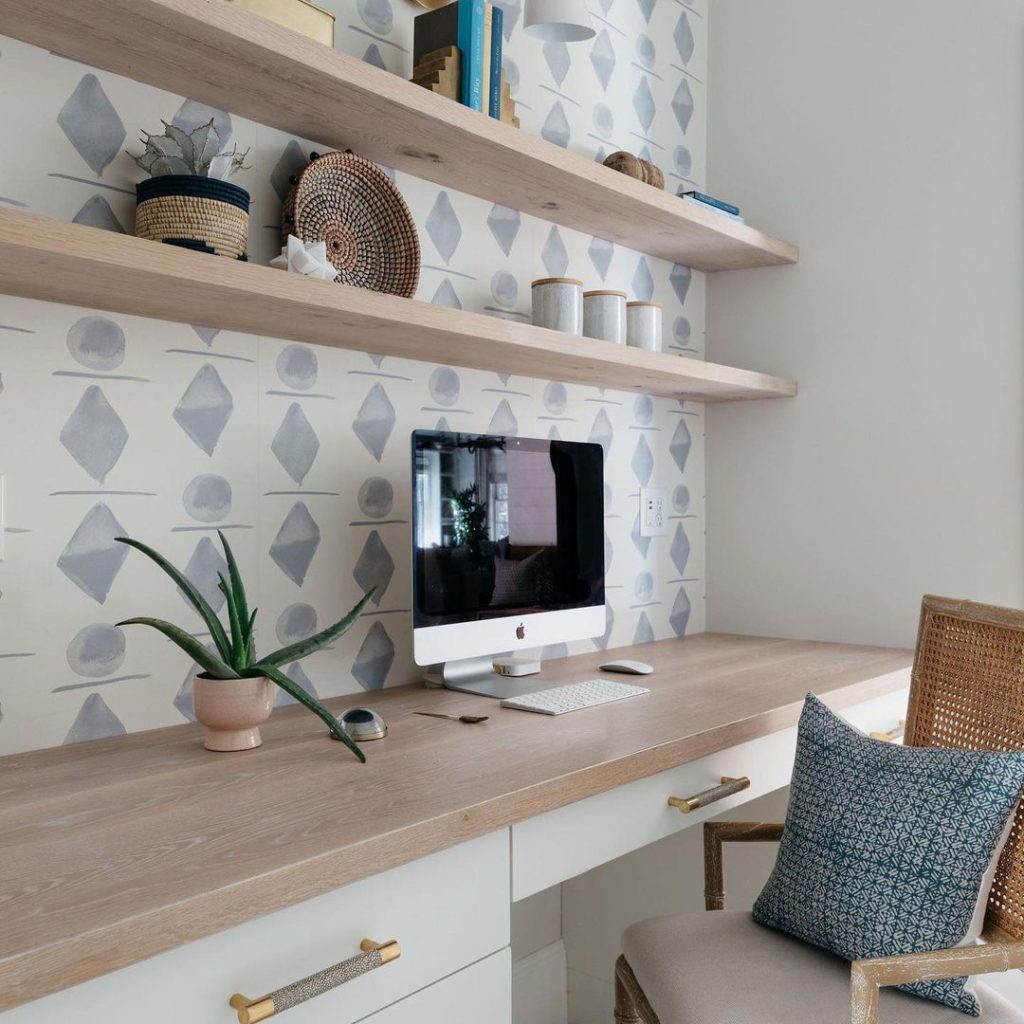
xmin=283 ymin=151 xmax=420 ymax=297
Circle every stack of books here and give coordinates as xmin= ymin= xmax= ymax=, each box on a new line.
xmin=413 ymin=0 xmax=518 ymax=125
xmin=679 ymin=191 xmax=745 ymax=224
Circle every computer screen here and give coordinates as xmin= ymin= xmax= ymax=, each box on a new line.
xmin=411 ymin=430 xmax=605 ymax=640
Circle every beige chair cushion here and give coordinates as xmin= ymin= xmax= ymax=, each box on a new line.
xmin=622 ymin=911 xmax=1024 ymax=1024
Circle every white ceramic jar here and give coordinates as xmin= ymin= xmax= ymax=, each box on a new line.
xmin=626 ymin=300 xmax=663 ymax=352
xmin=583 ymin=290 xmax=628 ymax=344
xmin=532 ymin=277 xmax=584 ymax=335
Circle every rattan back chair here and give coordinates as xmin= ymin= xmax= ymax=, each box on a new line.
xmin=614 ymin=595 xmax=1024 ymax=1024
xmin=906 ymin=596 xmax=1024 ymax=942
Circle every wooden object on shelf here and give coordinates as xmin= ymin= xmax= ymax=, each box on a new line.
xmin=226 ymin=0 xmax=334 ymax=45
xmin=411 ymin=45 xmax=460 ymax=102
xmin=0 ymin=210 xmax=798 ymax=402
xmin=499 ymin=75 xmax=519 ymax=128
xmin=0 ymin=0 xmax=796 ymax=271
xmin=0 ymin=632 xmax=912 ymax=1010
xmin=603 ymin=150 xmax=664 ymax=190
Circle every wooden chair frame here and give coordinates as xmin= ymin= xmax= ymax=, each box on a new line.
xmin=615 ymin=596 xmax=1024 ymax=1024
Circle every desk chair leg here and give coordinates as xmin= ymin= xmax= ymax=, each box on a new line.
xmin=614 ymin=955 xmax=660 ymax=1024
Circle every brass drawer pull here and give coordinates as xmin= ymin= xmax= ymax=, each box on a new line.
xmin=869 ymin=720 xmax=905 ymax=743
xmin=230 ymin=938 xmax=400 ymax=1023
xmin=668 ymin=776 xmax=751 ymax=814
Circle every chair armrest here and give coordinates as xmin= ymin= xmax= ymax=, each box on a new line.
xmin=703 ymin=821 xmax=784 ymax=911
xmin=850 ymin=940 xmax=1024 ymax=1024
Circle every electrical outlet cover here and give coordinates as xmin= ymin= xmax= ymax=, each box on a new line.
xmin=639 ymin=486 xmax=667 ymax=537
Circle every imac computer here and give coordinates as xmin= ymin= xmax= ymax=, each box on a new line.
xmin=412 ymin=429 xmax=605 ymax=698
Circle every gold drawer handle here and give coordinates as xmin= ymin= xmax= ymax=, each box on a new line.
xmin=230 ymin=938 xmax=400 ymax=1023
xmin=869 ymin=720 xmax=905 ymax=743
xmin=668 ymin=776 xmax=751 ymax=814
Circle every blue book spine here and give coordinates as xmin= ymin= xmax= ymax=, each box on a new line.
xmin=489 ymin=6 xmax=503 ymax=118
xmin=681 ymin=190 xmax=740 ymax=217
xmin=457 ymin=0 xmax=486 ymax=111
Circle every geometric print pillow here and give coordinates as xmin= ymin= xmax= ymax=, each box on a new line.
xmin=752 ymin=694 xmax=1024 ymax=1016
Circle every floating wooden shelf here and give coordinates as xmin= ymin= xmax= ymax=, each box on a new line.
xmin=0 ymin=0 xmax=798 ymax=273
xmin=0 ymin=210 xmax=797 ymax=401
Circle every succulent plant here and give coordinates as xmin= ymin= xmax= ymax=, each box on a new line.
xmin=130 ymin=119 xmax=251 ymax=179
xmin=115 ymin=531 xmax=373 ymax=761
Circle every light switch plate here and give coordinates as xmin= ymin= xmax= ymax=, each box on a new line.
xmin=639 ymin=486 xmax=667 ymax=537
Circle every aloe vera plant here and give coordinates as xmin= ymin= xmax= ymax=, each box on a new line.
xmin=114 ymin=532 xmax=373 ymax=761
xmin=130 ymin=118 xmax=251 ymax=179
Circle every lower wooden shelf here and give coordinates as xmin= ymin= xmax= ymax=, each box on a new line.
xmin=0 ymin=210 xmax=797 ymax=402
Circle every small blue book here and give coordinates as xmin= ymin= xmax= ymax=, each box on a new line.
xmin=489 ymin=6 xmax=503 ymax=118
xmin=457 ymin=0 xmax=486 ymax=111
xmin=679 ymin=190 xmax=741 ymax=217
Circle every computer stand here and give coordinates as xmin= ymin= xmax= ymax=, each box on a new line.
xmin=423 ymin=656 xmax=544 ymax=700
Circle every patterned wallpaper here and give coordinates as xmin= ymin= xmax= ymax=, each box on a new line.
xmin=0 ymin=0 xmax=708 ymax=755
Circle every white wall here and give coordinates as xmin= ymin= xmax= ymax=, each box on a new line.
xmin=703 ymin=0 xmax=1024 ymax=1004
xmin=705 ymin=0 xmax=1024 ymax=649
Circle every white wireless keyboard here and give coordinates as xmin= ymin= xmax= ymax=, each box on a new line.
xmin=501 ymin=678 xmax=650 ymax=715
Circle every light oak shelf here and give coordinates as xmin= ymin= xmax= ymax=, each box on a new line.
xmin=0 ymin=210 xmax=797 ymax=401
xmin=0 ymin=0 xmax=799 ymax=273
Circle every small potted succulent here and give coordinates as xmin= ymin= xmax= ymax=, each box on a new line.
xmin=115 ymin=532 xmax=372 ymax=760
xmin=130 ymin=119 xmax=251 ymax=260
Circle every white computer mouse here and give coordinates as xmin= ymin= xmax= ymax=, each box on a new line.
xmin=600 ymin=659 xmax=654 ymax=675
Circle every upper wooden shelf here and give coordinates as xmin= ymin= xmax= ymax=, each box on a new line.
xmin=0 ymin=210 xmax=797 ymax=401
xmin=0 ymin=0 xmax=799 ymax=273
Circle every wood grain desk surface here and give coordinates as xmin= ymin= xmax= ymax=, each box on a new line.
xmin=0 ymin=633 xmax=912 ymax=1009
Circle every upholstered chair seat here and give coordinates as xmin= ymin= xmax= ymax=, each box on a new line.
xmin=621 ymin=911 xmax=1024 ymax=1024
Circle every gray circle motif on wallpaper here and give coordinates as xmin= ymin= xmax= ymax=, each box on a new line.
xmin=429 ymin=366 xmax=460 ymax=407
xmin=543 ymin=380 xmax=568 ymax=415
xmin=673 ymin=484 xmax=691 ymax=513
xmin=182 ymin=473 xmax=232 ymax=523
xmin=277 ymin=344 xmax=318 ymax=390
xmin=66 ymin=316 xmax=126 ymax=370
xmin=358 ymin=476 xmax=394 ymax=519
xmin=276 ymin=603 xmax=318 ymax=645
xmin=66 ymin=623 xmax=126 ymax=678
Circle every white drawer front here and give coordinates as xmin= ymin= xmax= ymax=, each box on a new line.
xmin=2 ymin=830 xmax=509 ymax=1024
xmin=366 ymin=949 xmax=511 ymax=1024
xmin=512 ymin=686 xmax=911 ymax=900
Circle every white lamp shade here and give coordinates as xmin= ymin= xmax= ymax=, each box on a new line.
xmin=523 ymin=0 xmax=595 ymax=42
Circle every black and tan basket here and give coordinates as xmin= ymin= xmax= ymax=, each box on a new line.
xmin=135 ymin=175 xmax=250 ymax=260
xmin=283 ymin=151 xmax=420 ymax=297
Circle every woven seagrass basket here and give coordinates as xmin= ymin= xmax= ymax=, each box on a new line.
xmin=135 ymin=175 xmax=250 ymax=260
xmin=283 ymin=151 xmax=420 ymax=297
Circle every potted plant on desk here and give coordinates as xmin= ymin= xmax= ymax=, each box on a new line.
xmin=115 ymin=532 xmax=373 ymax=760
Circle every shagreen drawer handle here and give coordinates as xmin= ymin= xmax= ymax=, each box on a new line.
xmin=230 ymin=938 xmax=401 ymax=1023
xmin=869 ymin=720 xmax=905 ymax=743
xmin=668 ymin=776 xmax=751 ymax=814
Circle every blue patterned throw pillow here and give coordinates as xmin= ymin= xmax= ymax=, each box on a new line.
xmin=753 ymin=694 xmax=1024 ymax=1016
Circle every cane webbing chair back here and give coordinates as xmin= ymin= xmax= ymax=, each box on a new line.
xmin=904 ymin=595 xmax=1024 ymax=941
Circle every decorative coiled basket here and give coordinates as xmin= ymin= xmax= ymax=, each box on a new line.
xmin=283 ymin=151 xmax=420 ymax=297
xmin=135 ymin=175 xmax=250 ymax=260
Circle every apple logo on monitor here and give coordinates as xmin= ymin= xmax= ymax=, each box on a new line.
xmin=516 ymin=623 xmax=525 ymax=640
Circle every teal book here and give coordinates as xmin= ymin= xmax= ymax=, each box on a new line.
xmin=489 ymin=5 xmax=503 ymax=117
xmin=457 ymin=0 xmax=486 ymax=111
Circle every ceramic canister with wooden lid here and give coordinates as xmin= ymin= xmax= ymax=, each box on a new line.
xmin=626 ymin=300 xmax=663 ymax=352
xmin=532 ymin=277 xmax=584 ymax=335
xmin=583 ymin=289 xmax=628 ymax=344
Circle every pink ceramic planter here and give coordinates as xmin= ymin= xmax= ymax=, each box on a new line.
xmin=192 ymin=675 xmax=274 ymax=752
